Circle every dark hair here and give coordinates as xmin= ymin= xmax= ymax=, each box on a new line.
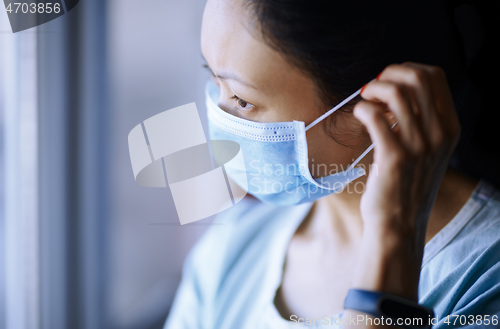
xmin=244 ymin=0 xmax=466 ymax=145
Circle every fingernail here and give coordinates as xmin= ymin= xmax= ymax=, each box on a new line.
xmin=360 ymin=83 xmax=367 ymax=94
xmin=376 ymin=72 xmax=382 ymax=81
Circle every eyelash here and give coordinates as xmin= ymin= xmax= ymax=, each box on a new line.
xmin=202 ymin=63 xmax=254 ymax=111
xmin=231 ymin=94 xmax=254 ymax=111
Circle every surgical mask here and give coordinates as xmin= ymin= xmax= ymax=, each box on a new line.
xmin=205 ymin=80 xmax=373 ymax=206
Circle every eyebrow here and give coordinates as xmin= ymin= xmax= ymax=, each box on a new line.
xmin=201 ymin=54 xmax=258 ymax=90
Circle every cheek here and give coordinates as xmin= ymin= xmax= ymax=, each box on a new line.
xmin=305 ymin=119 xmax=368 ymax=177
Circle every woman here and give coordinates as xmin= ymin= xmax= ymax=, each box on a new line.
xmin=165 ymin=0 xmax=500 ymax=328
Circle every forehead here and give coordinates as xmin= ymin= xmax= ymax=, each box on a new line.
xmin=200 ymin=0 xmax=295 ymax=90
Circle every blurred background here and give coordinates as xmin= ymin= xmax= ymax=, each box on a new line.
xmin=1 ymin=1 xmax=212 ymax=329
xmin=0 ymin=1 xmax=499 ymax=329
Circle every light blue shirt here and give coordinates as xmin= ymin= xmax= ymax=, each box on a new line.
xmin=164 ymin=180 xmax=500 ymax=328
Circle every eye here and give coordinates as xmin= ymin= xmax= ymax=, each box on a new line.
xmin=232 ymin=95 xmax=255 ymax=111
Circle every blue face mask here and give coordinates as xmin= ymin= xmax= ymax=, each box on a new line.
xmin=205 ymin=80 xmax=372 ymax=206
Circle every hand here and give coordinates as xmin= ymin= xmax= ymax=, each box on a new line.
xmin=355 ymin=62 xmax=460 ymax=242
xmin=350 ymin=63 xmax=461 ymax=300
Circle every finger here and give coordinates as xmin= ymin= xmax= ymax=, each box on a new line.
xmin=403 ymin=62 xmax=454 ymax=113
xmin=378 ymin=64 xmax=439 ymax=140
xmin=361 ymin=80 xmax=425 ymax=155
xmin=410 ymin=63 xmax=459 ymax=134
xmin=353 ymin=100 xmax=401 ymax=159
xmin=401 ymin=63 xmax=460 ymax=147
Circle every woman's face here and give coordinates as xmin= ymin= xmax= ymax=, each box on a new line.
xmin=200 ymin=0 xmax=370 ymax=177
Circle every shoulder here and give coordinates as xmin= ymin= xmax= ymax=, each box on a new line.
xmin=189 ymin=196 xmax=291 ymax=264
xmin=420 ymin=181 xmax=500 ymax=324
xmin=185 ymin=196 xmax=311 ymax=299
xmin=453 ymin=181 xmax=500 ymax=248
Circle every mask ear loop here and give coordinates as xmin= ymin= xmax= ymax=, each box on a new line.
xmin=346 ymin=122 xmax=398 ymax=171
xmin=303 ymin=87 xmax=365 ymax=172
xmin=304 ymin=85 xmax=397 ymax=173
xmin=305 ymin=88 xmax=362 ymax=131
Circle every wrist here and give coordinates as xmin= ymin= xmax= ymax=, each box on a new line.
xmin=362 ymin=210 xmax=430 ymax=249
xmin=353 ymin=230 xmax=422 ymax=301
xmin=362 ymin=224 xmax=419 ymax=253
